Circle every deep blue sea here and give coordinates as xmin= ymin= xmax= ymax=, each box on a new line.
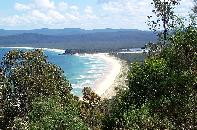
xmin=0 ymin=47 xmax=108 ymax=96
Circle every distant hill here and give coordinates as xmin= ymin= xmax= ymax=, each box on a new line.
xmin=0 ymin=28 xmax=142 ymax=36
xmin=0 ymin=29 xmax=157 ymax=50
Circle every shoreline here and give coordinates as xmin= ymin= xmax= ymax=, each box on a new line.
xmin=91 ymin=53 xmax=128 ymax=99
xmin=100 ymin=57 xmax=128 ymax=99
xmin=0 ymin=47 xmax=127 ymax=98
xmin=0 ymin=46 xmax=65 ymax=53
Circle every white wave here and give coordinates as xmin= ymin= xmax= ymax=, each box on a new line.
xmin=72 ymin=80 xmax=93 ymax=89
xmin=72 ymin=84 xmax=80 ymax=89
xmin=0 ymin=47 xmax=34 ymax=50
xmin=79 ymin=80 xmax=93 ymax=88
xmin=75 ymin=75 xmax=88 ymax=80
xmin=42 ymin=48 xmax=65 ymax=54
xmin=74 ymin=53 xmax=79 ymax=56
xmin=76 ymin=54 xmax=91 ymax=58
xmin=0 ymin=47 xmax=65 ymax=54
xmin=79 ymin=75 xmax=86 ymax=79
xmin=76 ymin=75 xmax=86 ymax=80
xmin=84 ymin=62 xmax=90 ymax=65
xmin=91 ymin=64 xmax=98 ymax=68
xmin=76 ymin=74 xmax=98 ymax=80
xmin=87 ymin=70 xmax=96 ymax=74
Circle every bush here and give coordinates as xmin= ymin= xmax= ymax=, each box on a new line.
xmin=0 ymin=49 xmax=87 ymax=129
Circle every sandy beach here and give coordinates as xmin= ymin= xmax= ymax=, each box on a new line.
xmin=0 ymin=47 xmax=126 ymax=98
xmin=91 ymin=53 xmax=127 ymax=99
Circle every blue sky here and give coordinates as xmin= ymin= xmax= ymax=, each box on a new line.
xmin=0 ymin=0 xmax=194 ymax=30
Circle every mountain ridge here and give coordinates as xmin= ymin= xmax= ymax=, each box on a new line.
xmin=0 ymin=28 xmax=149 ymax=36
xmin=0 ymin=29 xmax=157 ymax=50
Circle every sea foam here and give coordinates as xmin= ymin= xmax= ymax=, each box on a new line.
xmin=0 ymin=47 xmax=108 ymax=96
xmin=0 ymin=47 xmax=65 ymax=54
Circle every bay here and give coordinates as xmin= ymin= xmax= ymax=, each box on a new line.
xmin=0 ymin=47 xmax=108 ymax=96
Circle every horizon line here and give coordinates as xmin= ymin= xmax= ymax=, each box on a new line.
xmin=0 ymin=28 xmax=149 ymax=31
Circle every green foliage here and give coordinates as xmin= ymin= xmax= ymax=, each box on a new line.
xmin=2 ymin=49 xmax=71 ymax=99
xmin=81 ymin=87 xmax=106 ymax=130
xmin=102 ymin=19 xmax=197 ymax=129
xmin=148 ymin=0 xmax=180 ymax=44
xmin=0 ymin=49 xmax=87 ymax=129
xmin=1 ymin=1 xmax=197 ymax=129
xmin=29 ymin=97 xmax=87 ymax=130
xmin=146 ymin=0 xmax=181 ymax=58
xmin=128 ymin=58 xmax=195 ymax=128
xmin=101 ymin=88 xmax=130 ymax=130
xmin=0 ymin=71 xmax=7 ymax=129
xmin=193 ymin=0 xmax=197 ymax=14
xmin=123 ymin=104 xmax=175 ymax=130
xmin=162 ymin=26 xmax=197 ymax=72
xmin=128 ymin=58 xmax=169 ymax=106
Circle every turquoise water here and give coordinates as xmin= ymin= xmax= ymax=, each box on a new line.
xmin=0 ymin=47 xmax=108 ymax=96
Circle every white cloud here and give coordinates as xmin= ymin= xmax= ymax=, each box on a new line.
xmin=15 ymin=3 xmax=31 ymax=11
xmin=102 ymin=0 xmax=193 ymax=17
xmin=48 ymin=10 xmax=65 ymax=20
xmin=99 ymin=0 xmax=153 ymax=29
xmin=174 ymin=0 xmax=193 ymax=16
xmin=14 ymin=0 xmax=56 ymax=11
xmin=31 ymin=10 xmax=48 ymax=20
xmin=85 ymin=6 xmax=93 ymax=14
xmin=84 ymin=6 xmax=98 ymax=19
xmin=70 ymin=5 xmax=79 ymax=11
xmin=2 ymin=0 xmax=82 ymax=28
xmin=34 ymin=0 xmax=55 ymax=9
xmin=97 ymin=0 xmax=111 ymax=3
xmin=58 ymin=2 xmax=68 ymax=11
xmin=3 ymin=0 xmax=101 ymax=29
xmin=65 ymin=13 xmax=79 ymax=20
xmin=98 ymin=0 xmax=194 ymax=30
xmin=0 ymin=0 xmax=194 ymax=29
xmin=15 ymin=0 xmax=55 ymax=10
xmin=102 ymin=0 xmax=152 ymax=15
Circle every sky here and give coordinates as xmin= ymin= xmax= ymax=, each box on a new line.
xmin=0 ymin=0 xmax=194 ymax=30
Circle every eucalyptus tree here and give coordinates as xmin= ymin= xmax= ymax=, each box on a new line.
xmin=0 ymin=49 xmax=87 ymax=129
xmin=147 ymin=0 xmax=180 ymax=45
xmin=193 ymin=0 xmax=197 ymax=14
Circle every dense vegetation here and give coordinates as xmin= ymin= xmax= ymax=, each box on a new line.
xmin=0 ymin=30 xmax=156 ymax=50
xmin=0 ymin=50 xmax=88 ymax=129
xmin=102 ymin=25 xmax=197 ymax=128
xmin=0 ymin=28 xmax=152 ymax=36
xmin=80 ymin=4 xmax=197 ymax=129
xmin=0 ymin=0 xmax=197 ymax=129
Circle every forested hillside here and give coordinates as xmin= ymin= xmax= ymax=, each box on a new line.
xmin=0 ymin=30 xmax=156 ymax=49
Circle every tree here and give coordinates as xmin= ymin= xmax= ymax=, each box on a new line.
xmin=122 ymin=104 xmax=174 ymax=129
xmin=0 ymin=49 xmax=87 ymax=129
xmin=80 ymin=87 xmax=107 ymax=130
xmin=0 ymin=69 xmax=6 ymax=128
xmin=103 ymin=14 xmax=197 ymax=130
xmin=160 ymin=25 xmax=197 ymax=129
xmin=193 ymin=0 xmax=197 ymax=14
xmin=147 ymin=0 xmax=180 ymax=45
xmin=29 ymin=97 xmax=87 ymax=130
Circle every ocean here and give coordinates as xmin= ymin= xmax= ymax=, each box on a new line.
xmin=0 ymin=47 xmax=108 ymax=96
